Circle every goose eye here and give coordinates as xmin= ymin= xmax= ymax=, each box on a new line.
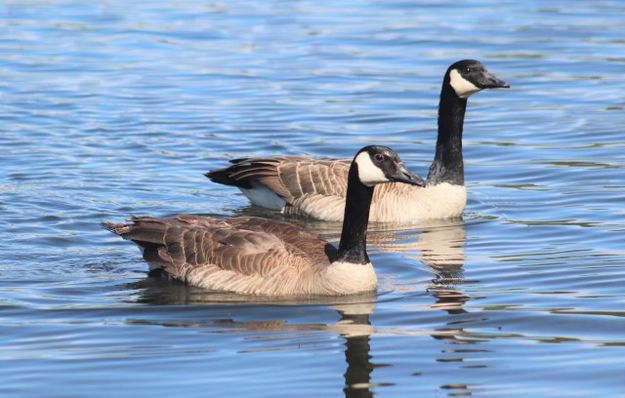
xmin=464 ymin=66 xmax=472 ymax=74
xmin=374 ymin=153 xmax=385 ymax=162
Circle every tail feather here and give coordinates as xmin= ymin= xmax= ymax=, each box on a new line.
xmin=205 ymin=158 xmax=281 ymax=189
xmin=103 ymin=218 xmax=169 ymax=244
xmin=103 ymin=217 xmax=191 ymax=276
xmin=229 ymin=157 xmax=251 ymax=164
xmin=102 ymin=221 xmax=130 ymax=236
xmin=205 ymin=166 xmax=253 ymax=188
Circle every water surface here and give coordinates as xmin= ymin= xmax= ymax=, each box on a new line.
xmin=1 ymin=1 xmax=625 ymax=397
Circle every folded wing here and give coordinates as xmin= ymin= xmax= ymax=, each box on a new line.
xmin=206 ymin=156 xmax=351 ymax=203
xmin=104 ymin=215 xmax=335 ymax=295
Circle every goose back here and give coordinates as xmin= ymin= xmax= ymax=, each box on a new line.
xmin=208 ymin=157 xmax=349 ymax=200
xmin=208 ymin=157 xmax=464 ymax=223
xmin=104 ymin=215 xmax=360 ymax=296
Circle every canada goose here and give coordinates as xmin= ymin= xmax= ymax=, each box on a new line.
xmin=104 ymin=145 xmax=422 ymax=296
xmin=206 ymin=60 xmax=508 ymax=223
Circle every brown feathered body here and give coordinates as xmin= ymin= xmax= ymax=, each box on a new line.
xmin=104 ymin=215 xmax=377 ymax=296
xmin=207 ymin=157 xmax=466 ymax=223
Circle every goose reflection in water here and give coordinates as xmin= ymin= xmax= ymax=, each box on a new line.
xmin=372 ymin=221 xmax=490 ymax=397
xmin=361 ymin=219 xmax=470 ymax=314
xmin=130 ymin=283 xmax=382 ymax=398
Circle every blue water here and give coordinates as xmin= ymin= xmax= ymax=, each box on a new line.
xmin=2 ymin=1 xmax=625 ymax=397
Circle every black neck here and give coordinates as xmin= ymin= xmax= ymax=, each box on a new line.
xmin=427 ymin=80 xmax=468 ymax=186
xmin=336 ymin=165 xmax=373 ymax=264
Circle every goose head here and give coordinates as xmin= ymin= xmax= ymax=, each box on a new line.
xmin=353 ymin=145 xmax=425 ymax=187
xmin=446 ymin=59 xmax=509 ymax=99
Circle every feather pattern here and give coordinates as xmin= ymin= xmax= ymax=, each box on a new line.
xmin=104 ymin=215 xmax=376 ymax=296
xmin=208 ymin=158 xmax=464 ymax=222
xmin=106 ymin=145 xmax=425 ymax=295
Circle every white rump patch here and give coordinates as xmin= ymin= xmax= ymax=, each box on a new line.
xmin=239 ymin=182 xmax=286 ymax=210
xmin=354 ymin=152 xmax=388 ymax=187
xmin=449 ymin=69 xmax=480 ymax=98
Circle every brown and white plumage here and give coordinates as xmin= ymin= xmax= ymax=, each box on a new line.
xmin=207 ymin=157 xmax=350 ymax=214
xmin=206 ymin=60 xmax=508 ymax=223
xmin=208 ymin=156 xmax=465 ymax=222
xmin=104 ymin=215 xmax=363 ymax=296
xmin=106 ymin=145 xmax=423 ymax=296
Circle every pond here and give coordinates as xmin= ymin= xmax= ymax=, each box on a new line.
xmin=1 ymin=1 xmax=625 ymax=397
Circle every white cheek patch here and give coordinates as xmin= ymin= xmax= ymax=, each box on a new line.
xmin=355 ymin=152 xmax=388 ymax=187
xmin=449 ymin=69 xmax=481 ymax=98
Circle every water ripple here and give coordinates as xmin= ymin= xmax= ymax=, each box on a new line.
xmin=2 ymin=0 xmax=625 ymax=397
